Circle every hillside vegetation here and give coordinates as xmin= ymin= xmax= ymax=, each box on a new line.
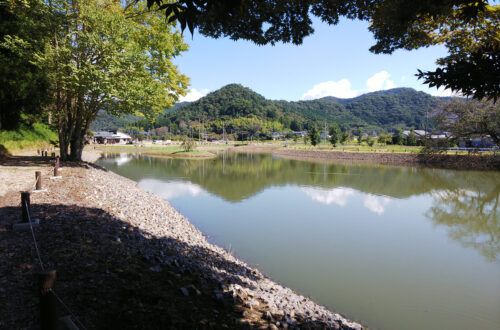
xmin=93 ymin=84 xmax=445 ymax=135
xmin=0 ymin=122 xmax=57 ymax=153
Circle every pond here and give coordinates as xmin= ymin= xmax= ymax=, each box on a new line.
xmin=96 ymin=152 xmax=500 ymax=330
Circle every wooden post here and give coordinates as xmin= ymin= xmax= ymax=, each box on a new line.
xmin=55 ymin=156 xmax=60 ymax=169
xmin=35 ymin=171 xmax=42 ymax=191
xmin=51 ymin=152 xmax=55 ymax=158
xmin=37 ymin=149 xmax=41 ymax=156
xmin=21 ymin=191 xmax=31 ymax=223
xmin=39 ymin=270 xmax=57 ymax=330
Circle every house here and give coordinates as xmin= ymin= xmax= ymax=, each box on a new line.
xmin=93 ymin=131 xmax=132 ymax=144
xmin=271 ymin=132 xmax=283 ymax=140
xmin=292 ymin=131 xmax=307 ymax=137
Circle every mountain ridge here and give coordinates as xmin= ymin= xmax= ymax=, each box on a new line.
xmin=92 ymin=84 xmax=451 ymax=132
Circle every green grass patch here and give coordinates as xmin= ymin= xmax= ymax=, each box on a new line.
xmin=0 ymin=123 xmax=58 ymax=153
xmin=94 ymin=144 xmax=214 ymax=157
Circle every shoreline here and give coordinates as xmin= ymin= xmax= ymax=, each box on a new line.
xmin=0 ymin=151 xmax=363 ymax=329
xmin=273 ymin=148 xmax=500 ymax=171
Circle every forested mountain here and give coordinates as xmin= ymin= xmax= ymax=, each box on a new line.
xmin=91 ymin=102 xmax=189 ymax=131
xmin=92 ymin=84 xmax=447 ymax=134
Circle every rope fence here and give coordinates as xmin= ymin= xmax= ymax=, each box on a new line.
xmin=17 ymin=156 xmax=88 ymax=330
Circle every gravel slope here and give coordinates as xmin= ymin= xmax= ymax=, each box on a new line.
xmin=1 ymin=154 xmax=363 ymax=329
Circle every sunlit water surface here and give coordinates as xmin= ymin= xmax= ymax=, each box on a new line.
xmin=97 ymin=152 xmax=500 ymax=330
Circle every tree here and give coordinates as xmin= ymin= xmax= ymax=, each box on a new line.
xmin=392 ymin=129 xmax=405 ymax=145
xmin=328 ymin=123 xmax=340 ymax=147
xmin=18 ymin=0 xmax=189 ymax=160
xmin=378 ymin=133 xmax=391 ymax=145
xmin=303 ymin=134 xmax=309 ymax=145
xmin=366 ymin=135 xmax=375 ymax=147
xmin=356 ymin=128 xmax=363 ymax=145
xmin=309 ymin=126 xmax=320 ymax=146
xmin=434 ymin=99 xmax=500 ymax=148
xmin=407 ymin=128 xmax=418 ymax=146
xmin=0 ymin=0 xmax=50 ymax=130
xmin=340 ymin=131 xmax=349 ymax=144
xmin=149 ymin=0 xmax=497 ymax=100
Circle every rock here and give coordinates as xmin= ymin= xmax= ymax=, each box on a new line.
xmin=180 ymin=287 xmax=189 ymax=297
xmin=149 ymin=265 xmax=162 ymax=272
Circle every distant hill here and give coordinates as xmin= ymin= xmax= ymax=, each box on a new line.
xmin=163 ymin=84 xmax=440 ymax=131
xmin=92 ymin=84 xmax=450 ymax=133
xmin=90 ymin=102 xmax=189 ymax=131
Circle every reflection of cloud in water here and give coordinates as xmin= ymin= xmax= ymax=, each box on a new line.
xmin=115 ymin=153 xmax=132 ymax=166
xmin=138 ymin=179 xmax=205 ymax=200
xmin=363 ymin=195 xmax=391 ymax=215
xmin=301 ymin=187 xmax=355 ymax=206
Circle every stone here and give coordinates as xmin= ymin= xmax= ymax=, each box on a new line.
xmin=180 ymin=287 xmax=189 ymax=297
xmin=149 ymin=265 xmax=162 ymax=272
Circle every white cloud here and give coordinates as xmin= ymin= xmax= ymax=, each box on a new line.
xmin=301 ymin=79 xmax=359 ymax=100
xmin=431 ymin=87 xmax=461 ymax=97
xmin=366 ymin=71 xmax=396 ymax=92
xmin=179 ymin=88 xmax=210 ymax=102
xmin=363 ymin=195 xmax=391 ymax=215
xmin=301 ymin=187 xmax=355 ymax=206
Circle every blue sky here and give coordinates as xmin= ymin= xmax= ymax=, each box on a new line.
xmin=174 ymin=18 xmax=455 ymax=102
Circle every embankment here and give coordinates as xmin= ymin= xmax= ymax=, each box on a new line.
xmin=274 ymin=149 xmax=500 ymax=171
xmin=0 ymin=153 xmax=363 ymax=329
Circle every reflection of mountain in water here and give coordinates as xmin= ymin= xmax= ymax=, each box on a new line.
xmin=98 ymin=152 xmax=499 ymax=202
xmin=97 ymin=152 xmax=500 ymax=262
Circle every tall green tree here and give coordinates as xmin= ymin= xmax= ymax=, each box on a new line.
xmin=13 ymin=0 xmax=189 ymax=160
xmin=407 ymin=128 xmax=417 ymax=146
xmin=150 ymin=0 xmax=498 ymax=100
xmin=356 ymin=128 xmax=363 ymax=145
xmin=328 ymin=123 xmax=340 ymax=147
xmin=340 ymin=131 xmax=349 ymax=144
xmin=309 ymin=126 xmax=320 ymax=146
xmin=0 ymin=0 xmax=50 ymax=130
xmin=392 ymin=128 xmax=405 ymax=145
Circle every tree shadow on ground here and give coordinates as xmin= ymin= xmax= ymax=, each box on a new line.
xmin=0 ymin=202 xmax=344 ymax=329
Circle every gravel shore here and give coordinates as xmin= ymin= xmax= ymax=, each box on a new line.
xmin=0 ymin=153 xmax=363 ymax=329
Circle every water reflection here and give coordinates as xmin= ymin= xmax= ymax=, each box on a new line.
xmin=427 ymin=187 xmax=500 ymax=262
xmin=97 ymin=152 xmax=500 ymax=261
xmin=138 ymin=179 xmax=205 ymax=200
xmin=97 ymin=152 xmax=500 ymax=330
xmin=363 ymin=195 xmax=391 ymax=215
xmin=301 ymin=187 xmax=354 ymax=206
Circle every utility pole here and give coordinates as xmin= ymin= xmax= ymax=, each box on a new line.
xmin=223 ymin=122 xmax=226 ymax=143
xmin=324 ymin=119 xmax=327 ymax=143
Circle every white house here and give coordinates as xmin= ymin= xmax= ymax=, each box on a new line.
xmin=94 ymin=131 xmax=132 ymax=144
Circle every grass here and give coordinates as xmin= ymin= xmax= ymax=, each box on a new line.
xmin=93 ymin=144 xmax=214 ymax=157
xmin=284 ymin=143 xmax=424 ymax=153
xmin=0 ymin=123 xmax=58 ymax=153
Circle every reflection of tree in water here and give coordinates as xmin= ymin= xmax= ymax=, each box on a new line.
xmin=426 ymin=185 xmax=500 ymax=262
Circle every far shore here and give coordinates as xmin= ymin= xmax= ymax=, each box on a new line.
xmin=89 ymin=142 xmax=500 ymax=171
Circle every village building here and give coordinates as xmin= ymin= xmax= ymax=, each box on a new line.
xmin=93 ymin=131 xmax=132 ymax=144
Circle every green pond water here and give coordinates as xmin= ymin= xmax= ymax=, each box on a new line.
xmin=96 ymin=152 xmax=500 ymax=330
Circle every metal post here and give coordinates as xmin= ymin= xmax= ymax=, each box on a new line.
xmin=21 ymin=191 xmax=31 ymax=223
xmin=39 ymin=270 xmax=57 ymax=330
xmin=35 ymin=171 xmax=42 ymax=191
